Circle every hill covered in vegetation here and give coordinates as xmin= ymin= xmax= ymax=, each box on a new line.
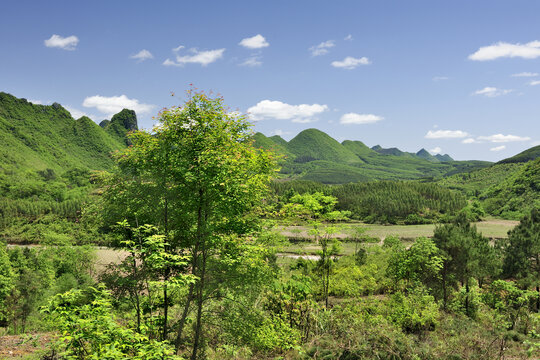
xmin=0 ymin=92 xmax=133 ymax=243
xmin=253 ymin=130 xmax=490 ymax=184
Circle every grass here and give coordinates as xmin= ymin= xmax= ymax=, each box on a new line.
xmin=278 ymin=219 xmax=516 ymax=241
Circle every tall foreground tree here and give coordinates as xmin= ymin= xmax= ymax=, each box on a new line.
xmin=503 ymin=209 xmax=540 ymax=309
xmin=102 ymin=91 xmax=277 ymax=358
xmin=433 ymin=214 xmax=500 ymax=316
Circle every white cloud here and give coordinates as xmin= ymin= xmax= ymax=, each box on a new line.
xmin=163 ymin=47 xmax=225 ymax=67
xmin=240 ymin=55 xmax=262 ymax=67
xmin=309 ymin=40 xmax=335 ymax=56
xmin=331 ymin=56 xmax=370 ymax=69
xmin=28 ymin=99 xmax=44 ymax=105
xmin=429 ymin=147 xmax=442 ymax=155
xmin=462 ymin=138 xmax=477 ymax=144
xmin=65 ymin=105 xmax=93 ymax=120
xmin=433 ymin=76 xmax=449 ymax=81
xmin=490 ymin=145 xmax=506 ymax=152
xmin=425 ymin=130 xmax=469 ymax=139
xmin=512 ymin=72 xmax=539 ymax=77
xmin=344 ymin=34 xmax=353 ymax=41
xmin=339 ymin=113 xmax=383 ymax=125
xmin=473 ymin=87 xmax=513 ymax=97
xmin=83 ymin=95 xmax=154 ymax=117
xmin=530 ymin=80 xmax=540 ymax=86
xmin=44 ymin=34 xmax=79 ymax=50
xmin=247 ymin=100 xmax=328 ymax=123
xmin=271 ymin=129 xmax=290 ymax=137
xmin=172 ymin=45 xmax=184 ymax=52
xmin=130 ymin=49 xmax=153 ymax=62
xmin=469 ymin=41 xmax=540 ymax=61
xmin=478 ymin=134 xmax=531 ymax=143
xmin=239 ymin=34 xmax=269 ymax=49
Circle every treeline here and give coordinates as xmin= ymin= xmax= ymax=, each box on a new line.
xmin=0 ymin=167 xmax=100 ymax=244
xmin=270 ymin=180 xmax=467 ymax=224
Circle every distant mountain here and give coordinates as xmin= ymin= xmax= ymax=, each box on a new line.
xmin=372 ymin=145 xmax=415 ymax=157
xmin=435 ymin=154 xmax=453 ymax=162
xmin=498 ymin=145 xmax=540 ymax=164
xmin=416 ymin=148 xmax=438 ymax=162
xmin=253 ymin=129 xmax=491 ymax=184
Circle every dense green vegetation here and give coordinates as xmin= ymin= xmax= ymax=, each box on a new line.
xmin=253 ymin=130 xmax=491 ymax=184
xmin=481 ymin=158 xmax=540 ymax=219
xmin=1 ymin=91 xmax=540 ymax=358
xmin=498 ymin=145 xmax=540 ymax=164
xmin=271 ymin=180 xmax=467 ymax=224
xmin=0 ymin=92 xmax=135 ymax=244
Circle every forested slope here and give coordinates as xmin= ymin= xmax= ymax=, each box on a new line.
xmin=0 ymin=92 xmax=132 ymax=243
xmin=254 ymin=130 xmax=491 ymax=183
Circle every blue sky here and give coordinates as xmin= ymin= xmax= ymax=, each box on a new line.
xmin=1 ymin=0 xmax=540 ymax=161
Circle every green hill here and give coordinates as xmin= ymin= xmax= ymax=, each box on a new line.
xmin=341 ymin=140 xmax=376 ymax=159
xmin=252 ymin=132 xmax=292 ymax=159
xmin=102 ymin=109 xmax=138 ymax=145
xmin=481 ymin=158 xmax=540 ymax=219
xmin=435 ymin=154 xmax=453 ymax=162
xmin=416 ymin=148 xmax=439 ymax=162
xmin=254 ymin=128 xmax=491 ymax=184
xmin=287 ymin=128 xmax=360 ymax=163
xmin=498 ymin=145 xmax=540 ymax=164
xmin=0 ymin=92 xmax=132 ymax=243
xmin=0 ymin=92 xmax=126 ymax=173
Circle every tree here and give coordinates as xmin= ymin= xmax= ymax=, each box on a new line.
xmin=309 ymin=224 xmax=340 ymax=308
xmin=433 ymin=214 xmax=500 ymax=316
xmin=386 ymin=236 xmax=443 ymax=290
xmin=43 ymin=286 xmax=180 ymax=359
xmin=503 ymin=209 xmax=540 ymax=310
xmin=0 ymin=243 xmax=14 ymax=325
xmin=104 ymin=90 xmax=277 ymax=358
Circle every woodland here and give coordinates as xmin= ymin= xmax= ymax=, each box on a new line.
xmin=0 ymin=91 xmax=539 ymax=359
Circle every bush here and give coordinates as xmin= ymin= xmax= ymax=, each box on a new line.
xmin=388 ymin=286 xmax=440 ymax=333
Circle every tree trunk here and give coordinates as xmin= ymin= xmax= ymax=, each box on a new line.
xmin=536 ymin=285 xmax=540 ymax=312
xmin=133 ymin=253 xmax=141 ymax=333
xmin=465 ymin=278 xmax=470 ymax=317
xmin=191 ymin=250 xmax=207 ymax=360
xmin=442 ymin=264 xmax=447 ymax=310
xmin=175 ymin=283 xmax=194 ymax=353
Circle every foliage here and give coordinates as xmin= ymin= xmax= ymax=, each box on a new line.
xmin=433 ymin=215 xmax=501 ymax=316
xmin=43 ymin=286 xmax=180 ymax=359
xmin=482 ymin=280 xmax=538 ymax=333
xmin=103 ymin=90 xmax=277 ymax=357
xmin=388 ymin=286 xmax=440 ymax=333
xmin=482 ymin=158 xmax=540 ymax=219
xmin=0 ymin=242 xmax=14 ymax=323
xmin=271 ymin=180 xmax=467 ymax=224
xmin=386 ymin=236 xmax=443 ymax=289
xmin=2 ymin=245 xmax=94 ymax=334
xmin=503 ymin=209 xmax=540 ymax=291
xmin=254 ymin=129 xmax=492 ymax=184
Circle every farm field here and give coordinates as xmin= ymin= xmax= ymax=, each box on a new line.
xmin=278 ymin=218 xmax=517 ymax=241
xmin=92 ymin=219 xmax=518 ymax=267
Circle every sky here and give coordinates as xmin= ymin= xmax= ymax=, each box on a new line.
xmin=1 ymin=0 xmax=540 ymax=161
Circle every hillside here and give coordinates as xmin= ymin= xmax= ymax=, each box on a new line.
xmin=481 ymin=158 xmax=540 ymax=219
xmin=254 ymin=130 xmax=491 ymax=184
xmin=498 ymin=145 xmax=540 ymax=164
xmin=0 ymin=92 xmax=133 ymax=243
xmin=0 ymin=92 xmax=128 ymax=174
xmin=287 ymin=128 xmax=360 ymax=163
